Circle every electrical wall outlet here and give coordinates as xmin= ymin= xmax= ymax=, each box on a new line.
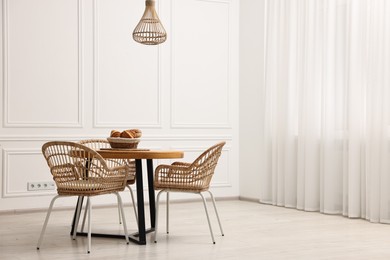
xmin=27 ymin=181 xmax=55 ymax=191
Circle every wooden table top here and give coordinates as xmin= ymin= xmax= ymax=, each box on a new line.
xmin=97 ymin=149 xmax=184 ymax=160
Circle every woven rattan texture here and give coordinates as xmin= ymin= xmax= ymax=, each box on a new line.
xmin=42 ymin=141 xmax=129 ymax=196
xmin=154 ymin=142 xmax=225 ymax=192
xmin=78 ymin=139 xmax=136 ymax=185
xmin=133 ymin=0 xmax=167 ymax=45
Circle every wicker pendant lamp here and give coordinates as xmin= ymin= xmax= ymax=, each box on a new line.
xmin=133 ymin=0 xmax=167 ymax=45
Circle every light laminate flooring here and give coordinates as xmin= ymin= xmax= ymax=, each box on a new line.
xmin=1 ymin=200 xmax=390 ymax=260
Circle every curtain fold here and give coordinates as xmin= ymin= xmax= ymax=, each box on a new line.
xmin=262 ymin=0 xmax=390 ymax=223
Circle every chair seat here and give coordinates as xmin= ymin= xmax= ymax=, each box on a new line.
xmin=58 ymin=179 xmax=102 ymax=189
xmin=57 ymin=179 xmax=125 ymax=196
xmin=154 ymin=184 xmax=208 ymax=193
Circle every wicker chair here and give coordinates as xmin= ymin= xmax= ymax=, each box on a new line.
xmin=78 ymin=139 xmax=138 ymax=226
xmin=37 ymin=141 xmax=130 ymax=253
xmin=153 ymin=142 xmax=225 ymax=244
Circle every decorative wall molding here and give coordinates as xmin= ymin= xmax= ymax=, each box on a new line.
xmin=170 ymin=0 xmax=232 ymax=129
xmin=2 ymin=148 xmax=55 ymax=198
xmin=2 ymin=0 xmax=83 ymax=128
xmin=0 ymin=0 xmax=238 ymax=211
xmin=92 ymin=0 xmax=162 ymax=128
xmin=0 ymin=134 xmax=232 ymax=142
xmin=195 ymin=0 xmax=230 ymax=3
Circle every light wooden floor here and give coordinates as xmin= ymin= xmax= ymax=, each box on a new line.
xmin=1 ymin=199 xmax=390 ymax=260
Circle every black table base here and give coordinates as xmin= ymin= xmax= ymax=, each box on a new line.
xmin=75 ymin=228 xmax=155 ymax=245
xmin=70 ymin=159 xmax=155 ymax=245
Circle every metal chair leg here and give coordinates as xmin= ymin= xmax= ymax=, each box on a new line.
xmin=166 ymin=191 xmax=170 ymax=234
xmin=153 ymin=190 xmax=165 ymax=243
xmin=199 ymin=192 xmax=215 ymax=244
xmin=81 ymin=199 xmax=89 ymax=232
xmin=117 ymin=186 xmax=138 ymax=226
xmin=81 ymin=194 xmax=128 ymax=253
xmin=72 ymin=196 xmax=84 ymax=240
xmin=127 ymin=185 xmax=138 ymax=226
xmin=37 ymin=195 xmax=61 ymax=250
xmin=87 ymin=197 xmax=92 ymax=254
xmin=115 ymin=192 xmax=130 ymax=244
xmin=117 ymin=195 xmax=122 ymax=224
xmin=206 ymin=190 xmax=224 ymax=236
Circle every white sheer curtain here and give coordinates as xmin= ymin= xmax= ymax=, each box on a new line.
xmin=262 ymin=0 xmax=390 ymax=223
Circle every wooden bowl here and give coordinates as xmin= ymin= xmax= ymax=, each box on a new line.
xmin=107 ymin=137 xmax=140 ymax=149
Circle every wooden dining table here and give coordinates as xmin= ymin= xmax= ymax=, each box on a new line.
xmin=70 ymin=148 xmax=184 ymax=245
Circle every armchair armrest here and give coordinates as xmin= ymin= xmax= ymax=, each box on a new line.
xmin=171 ymin=162 xmax=192 ymax=167
xmin=154 ymin=164 xmax=192 ymax=181
xmin=103 ymin=164 xmax=130 ymax=188
xmin=109 ymin=164 xmax=130 ymax=176
xmin=154 ymin=163 xmax=212 ymax=191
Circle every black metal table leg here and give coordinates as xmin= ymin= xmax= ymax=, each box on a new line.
xmin=134 ymin=159 xmax=146 ymax=244
xmin=147 ymin=159 xmax=156 ymax=228
xmin=72 ymin=159 xmax=155 ymax=245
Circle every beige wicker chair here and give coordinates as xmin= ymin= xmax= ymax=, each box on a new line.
xmin=78 ymin=139 xmax=138 ymax=226
xmin=37 ymin=141 xmax=130 ymax=253
xmin=153 ymin=142 xmax=225 ymax=244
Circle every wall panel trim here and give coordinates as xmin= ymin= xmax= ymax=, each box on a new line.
xmin=2 ymin=0 xmax=84 ymax=128
xmin=2 ymin=148 xmax=56 ymax=198
xmin=0 ymin=134 xmax=232 ymax=142
xmin=92 ymin=0 xmax=162 ymax=128
xmin=170 ymin=0 xmax=232 ymax=129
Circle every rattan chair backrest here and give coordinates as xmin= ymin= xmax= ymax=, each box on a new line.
xmin=78 ymin=139 xmax=111 ymax=150
xmin=188 ymin=142 xmax=225 ymax=189
xmin=78 ymin=138 xmax=135 ymax=167
xmin=154 ymin=142 xmax=225 ymax=192
xmin=42 ymin=141 xmax=128 ymax=196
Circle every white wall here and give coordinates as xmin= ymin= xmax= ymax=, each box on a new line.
xmin=0 ymin=0 xmax=239 ymax=211
xmin=239 ymin=0 xmax=265 ymax=200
